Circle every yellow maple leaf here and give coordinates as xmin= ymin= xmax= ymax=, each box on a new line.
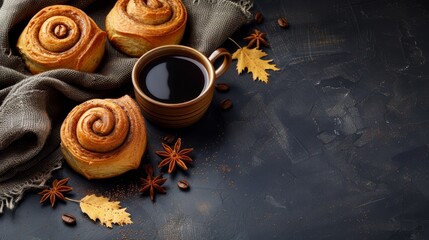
xmin=79 ymin=194 xmax=132 ymax=228
xmin=232 ymin=47 xmax=280 ymax=83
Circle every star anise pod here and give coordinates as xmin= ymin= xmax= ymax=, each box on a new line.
xmin=139 ymin=164 xmax=167 ymax=201
xmin=244 ymin=29 xmax=269 ymax=49
xmin=156 ymin=137 xmax=193 ymax=174
xmin=38 ymin=178 xmax=73 ymax=207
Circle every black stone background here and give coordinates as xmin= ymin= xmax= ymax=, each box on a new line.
xmin=1 ymin=0 xmax=429 ymax=239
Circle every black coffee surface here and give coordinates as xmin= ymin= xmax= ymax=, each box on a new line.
xmin=138 ymin=56 xmax=207 ymax=104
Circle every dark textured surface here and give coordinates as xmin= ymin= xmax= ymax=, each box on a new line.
xmin=1 ymin=0 xmax=429 ymax=239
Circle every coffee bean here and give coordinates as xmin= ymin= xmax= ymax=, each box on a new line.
xmin=220 ymin=99 xmax=233 ymax=111
xmin=215 ymin=83 xmax=230 ymax=92
xmin=62 ymin=214 xmax=76 ymax=226
xmin=162 ymin=134 xmax=176 ymax=145
xmin=254 ymin=12 xmax=264 ymax=24
xmin=277 ymin=17 xmax=289 ymax=28
xmin=177 ymin=179 xmax=190 ymax=190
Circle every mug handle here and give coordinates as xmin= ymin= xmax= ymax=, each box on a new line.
xmin=208 ymin=48 xmax=232 ymax=79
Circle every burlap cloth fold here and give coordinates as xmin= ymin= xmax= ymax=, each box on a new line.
xmin=0 ymin=0 xmax=252 ymax=213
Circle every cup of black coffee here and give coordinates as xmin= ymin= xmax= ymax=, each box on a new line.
xmin=132 ymin=45 xmax=232 ymax=128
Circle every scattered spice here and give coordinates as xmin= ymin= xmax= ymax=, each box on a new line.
xmin=215 ymin=83 xmax=230 ymax=92
xmin=277 ymin=17 xmax=289 ymax=28
xmin=177 ymin=179 xmax=190 ymax=190
xmin=244 ymin=29 xmax=269 ymax=49
xmin=38 ymin=178 xmax=73 ymax=207
xmin=161 ymin=134 xmax=177 ymax=145
xmin=156 ymin=138 xmax=193 ymax=174
xmin=220 ymin=99 xmax=233 ymax=110
xmin=229 ymin=36 xmax=280 ymax=83
xmin=139 ymin=165 xmax=166 ymax=201
xmin=254 ymin=12 xmax=264 ymax=24
xmin=62 ymin=213 xmax=77 ymax=226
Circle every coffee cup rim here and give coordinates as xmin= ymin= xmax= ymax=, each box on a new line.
xmin=132 ymin=45 xmax=215 ymax=107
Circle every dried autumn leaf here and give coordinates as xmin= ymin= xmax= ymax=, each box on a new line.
xmin=232 ymin=47 xmax=279 ymax=83
xmin=79 ymin=194 xmax=132 ymax=228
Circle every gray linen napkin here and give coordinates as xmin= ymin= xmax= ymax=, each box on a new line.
xmin=0 ymin=0 xmax=252 ymax=213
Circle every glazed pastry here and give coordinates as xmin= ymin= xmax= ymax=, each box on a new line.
xmin=105 ymin=0 xmax=187 ymax=57
xmin=60 ymin=95 xmax=147 ymax=179
xmin=16 ymin=5 xmax=106 ymax=74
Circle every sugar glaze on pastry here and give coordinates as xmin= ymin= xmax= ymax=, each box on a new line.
xmin=16 ymin=5 xmax=106 ymax=74
xmin=60 ymin=95 xmax=147 ymax=179
xmin=105 ymin=0 xmax=187 ymax=57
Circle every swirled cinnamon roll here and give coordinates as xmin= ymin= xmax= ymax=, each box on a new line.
xmin=16 ymin=5 xmax=106 ymax=74
xmin=60 ymin=95 xmax=147 ymax=179
xmin=105 ymin=0 xmax=187 ymax=57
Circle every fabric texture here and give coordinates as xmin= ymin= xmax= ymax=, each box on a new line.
xmin=0 ymin=0 xmax=252 ymax=213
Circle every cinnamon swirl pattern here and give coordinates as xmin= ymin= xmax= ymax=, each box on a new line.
xmin=60 ymin=95 xmax=147 ymax=179
xmin=105 ymin=0 xmax=187 ymax=57
xmin=16 ymin=5 xmax=106 ymax=74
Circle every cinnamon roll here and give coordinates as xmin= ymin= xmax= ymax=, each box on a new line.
xmin=105 ymin=0 xmax=187 ymax=57
xmin=16 ymin=5 xmax=106 ymax=74
xmin=60 ymin=95 xmax=147 ymax=179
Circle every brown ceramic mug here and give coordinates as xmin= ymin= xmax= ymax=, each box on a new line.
xmin=132 ymin=45 xmax=232 ymax=128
